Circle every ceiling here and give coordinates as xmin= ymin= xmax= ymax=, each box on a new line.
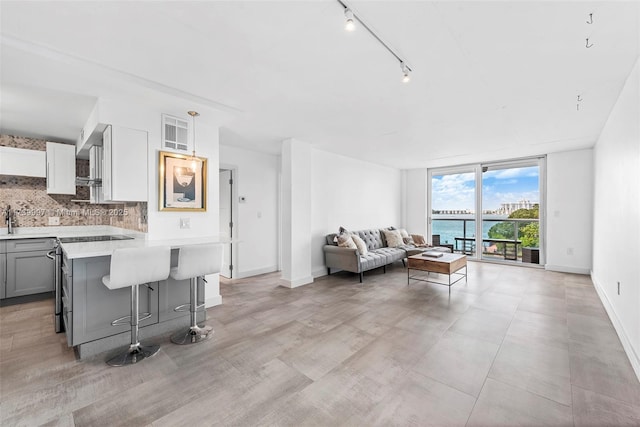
xmin=1 ymin=1 xmax=638 ymax=169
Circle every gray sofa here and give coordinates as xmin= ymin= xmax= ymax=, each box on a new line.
xmin=324 ymin=228 xmax=451 ymax=282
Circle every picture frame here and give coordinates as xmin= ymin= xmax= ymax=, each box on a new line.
xmin=159 ymin=151 xmax=207 ymax=211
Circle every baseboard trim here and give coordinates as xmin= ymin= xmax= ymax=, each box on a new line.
xmin=312 ymin=268 xmax=327 ymax=279
xmin=280 ymin=275 xmax=314 ymax=288
xmin=205 ymin=294 xmax=222 ymax=309
xmin=236 ymin=265 xmax=278 ymax=279
xmin=591 ymin=270 xmax=640 ymax=382
xmin=544 ymin=264 xmax=591 ymax=275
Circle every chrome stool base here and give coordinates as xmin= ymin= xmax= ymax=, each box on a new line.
xmin=106 ymin=343 xmax=160 ymax=367
xmin=170 ymin=325 xmax=213 ymax=345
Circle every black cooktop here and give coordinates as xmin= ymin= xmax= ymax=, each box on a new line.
xmin=59 ymin=235 xmax=135 ymax=243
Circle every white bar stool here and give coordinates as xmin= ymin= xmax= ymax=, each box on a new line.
xmin=170 ymin=243 xmax=223 ymax=345
xmin=102 ymin=245 xmax=171 ymax=366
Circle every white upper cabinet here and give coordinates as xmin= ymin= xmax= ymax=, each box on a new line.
xmin=46 ymin=142 xmax=76 ymax=195
xmin=102 ymin=125 xmax=148 ymax=202
xmin=0 ymin=146 xmax=45 ymax=177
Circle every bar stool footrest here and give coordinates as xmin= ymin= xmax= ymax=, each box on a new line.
xmin=173 ymin=303 xmax=206 ymax=313
xmin=111 ymin=312 xmax=152 ymax=326
xmin=173 ymin=303 xmax=191 ymax=313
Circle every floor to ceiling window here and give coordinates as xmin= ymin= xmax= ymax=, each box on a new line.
xmin=429 ymin=168 xmax=477 ymax=256
xmin=428 ymin=157 xmax=544 ymax=265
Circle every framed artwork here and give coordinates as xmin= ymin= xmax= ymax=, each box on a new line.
xmin=159 ymin=151 xmax=207 ymax=211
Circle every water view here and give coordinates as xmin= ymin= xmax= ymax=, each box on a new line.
xmin=432 ymin=215 xmax=508 ymax=246
xmin=430 ymin=163 xmax=541 ymax=261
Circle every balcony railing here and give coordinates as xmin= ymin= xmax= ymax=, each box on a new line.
xmin=431 ymin=217 xmax=539 ymax=263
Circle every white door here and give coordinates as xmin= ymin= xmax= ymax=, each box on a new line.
xmin=219 ymin=169 xmax=233 ymax=278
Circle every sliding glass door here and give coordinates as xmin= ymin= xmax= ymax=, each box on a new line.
xmin=429 ymin=168 xmax=478 ymax=256
xmin=481 ymin=161 xmax=541 ymax=263
xmin=428 ymin=157 xmax=544 ymax=264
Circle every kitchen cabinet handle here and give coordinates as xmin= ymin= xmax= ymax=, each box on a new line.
xmin=45 ymin=250 xmax=56 ymax=260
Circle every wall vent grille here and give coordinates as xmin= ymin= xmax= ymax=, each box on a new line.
xmin=162 ymin=114 xmax=189 ymax=152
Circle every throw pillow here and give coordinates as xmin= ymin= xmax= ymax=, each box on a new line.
xmin=399 ymin=229 xmax=409 ymax=238
xmin=351 ymin=234 xmax=368 ymax=255
xmin=403 ymin=236 xmax=415 ymax=245
xmin=383 ymin=229 xmax=403 ymax=248
xmin=411 ymin=234 xmax=427 ymax=247
xmin=336 ymin=227 xmax=357 ymax=249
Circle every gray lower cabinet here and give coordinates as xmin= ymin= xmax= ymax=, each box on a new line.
xmin=158 ymin=277 xmax=205 ymax=323
xmin=4 ymin=238 xmax=55 ymax=298
xmin=67 ymin=255 xmax=159 ymax=346
xmin=157 ymin=248 xmax=204 ymax=323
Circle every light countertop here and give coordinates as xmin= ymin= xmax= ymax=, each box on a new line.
xmin=61 ymin=235 xmax=228 ymax=259
xmin=0 ymin=225 xmax=139 ymax=240
xmin=1 ymin=226 xmax=230 ymax=259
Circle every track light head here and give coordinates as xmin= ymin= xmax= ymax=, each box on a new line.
xmin=344 ymin=8 xmax=355 ymax=31
xmin=401 ymin=62 xmax=411 ymax=83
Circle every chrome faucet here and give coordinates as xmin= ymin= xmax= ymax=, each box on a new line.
xmin=4 ymin=205 xmax=14 ymax=234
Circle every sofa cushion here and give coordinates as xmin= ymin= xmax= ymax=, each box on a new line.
xmin=355 ymin=229 xmax=385 ymax=251
xmin=351 ymin=234 xmax=368 ymax=255
xmin=359 ymin=251 xmax=387 ymax=270
xmin=372 ymin=247 xmax=406 ymax=263
xmin=404 ymin=248 xmax=425 ymax=257
xmin=382 ymin=229 xmax=403 ymax=248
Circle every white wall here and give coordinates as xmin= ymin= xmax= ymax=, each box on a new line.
xmin=404 ymin=169 xmax=428 ymax=236
xmin=592 ymin=58 xmax=640 ymax=377
xmin=219 ymin=144 xmax=279 ymax=278
xmin=94 ymin=98 xmax=220 ymax=241
xmin=310 ymin=148 xmax=402 ymax=277
xmin=95 ymin=97 xmax=222 ymax=306
xmin=281 ymin=139 xmax=313 ymax=287
xmin=545 ymin=149 xmax=594 ymax=274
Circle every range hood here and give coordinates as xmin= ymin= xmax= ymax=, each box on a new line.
xmin=74 ymin=146 xmax=105 ymax=204
xmin=75 ymin=177 xmax=102 ymax=186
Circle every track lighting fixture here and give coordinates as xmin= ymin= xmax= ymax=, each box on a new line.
xmin=337 ymin=0 xmax=413 ymax=83
xmin=401 ymin=62 xmax=411 ymax=83
xmin=344 ymin=8 xmax=355 ymax=31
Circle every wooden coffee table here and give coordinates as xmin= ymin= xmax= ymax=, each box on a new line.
xmin=407 ymin=252 xmax=467 ymax=293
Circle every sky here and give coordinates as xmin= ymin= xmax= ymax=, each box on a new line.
xmin=432 ymin=166 xmax=539 ymax=212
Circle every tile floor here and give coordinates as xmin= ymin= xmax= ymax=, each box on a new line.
xmin=1 ymin=261 xmax=639 ymax=426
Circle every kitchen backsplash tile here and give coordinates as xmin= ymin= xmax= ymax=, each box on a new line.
xmin=1 ymin=134 xmax=147 ymax=232
xmin=0 ymin=134 xmax=47 ymax=151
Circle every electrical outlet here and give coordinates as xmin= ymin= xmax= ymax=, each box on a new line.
xmin=48 ymin=217 xmax=60 ymax=226
xmin=179 ymin=218 xmax=190 ymax=229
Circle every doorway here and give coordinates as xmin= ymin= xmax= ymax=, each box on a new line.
xmin=219 ymin=169 xmax=233 ymax=278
